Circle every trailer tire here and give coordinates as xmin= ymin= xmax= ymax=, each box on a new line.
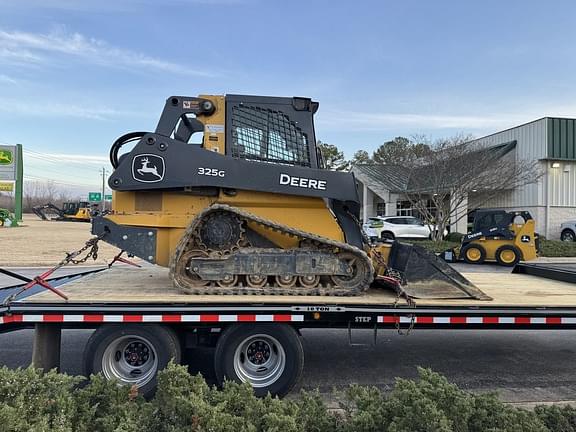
xmin=214 ymin=324 xmax=303 ymax=397
xmin=495 ymin=245 xmax=522 ymax=266
xmin=461 ymin=243 xmax=486 ymax=264
xmin=84 ymin=324 xmax=181 ymax=398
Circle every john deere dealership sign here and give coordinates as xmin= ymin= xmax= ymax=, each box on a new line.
xmin=0 ymin=145 xmax=16 ymax=181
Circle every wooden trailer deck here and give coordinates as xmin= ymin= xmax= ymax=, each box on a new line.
xmin=19 ymin=266 xmax=576 ymax=308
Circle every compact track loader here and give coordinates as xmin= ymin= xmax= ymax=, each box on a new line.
xmin=92 ymin=94 xmax=489 ymax=300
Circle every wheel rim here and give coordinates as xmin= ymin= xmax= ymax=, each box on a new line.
xmin=298 ymin=274 xmax=320 ymax=288
xmin=562 ymin=232 xmax=575 ymax=241
xmin=233 ymin=334 xmax=286 ymax=388
xmin=246 ymin=274 xmax=267 ymax=288
xmin=275 ymin=275 xmax=297 ymax=288
xmin=101 ymin=335 xmax=158 ymax=388
xmin=499 ymin=249 xmax=516 ymax=264
xmin=217 ymin=274 xmax=238 ymax=287
xmin=466 ymin=248 xmax=482 ymax=262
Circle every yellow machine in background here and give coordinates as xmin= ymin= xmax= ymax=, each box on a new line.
xmin=32 ymin=201 xmax=93 ymax=222
xmin=445 ymin=210 xmax=538 ymax=266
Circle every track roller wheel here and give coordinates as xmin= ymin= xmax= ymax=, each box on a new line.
xmin=298 ymin=275 xmax=320 ymax=288
xmin=217 ymin=274 xmax=239 ymax=287
xmin=246 ymin=274 xmax=267 ymax=288
xmin=275 ymin=275 xmax=297 ymax=288
xmin=461 ymin=243 xmax=486 ymax=264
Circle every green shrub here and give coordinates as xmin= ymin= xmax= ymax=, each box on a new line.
xmin=539 ymin=239 xmax=576 ymax=257
xmin=535 ymin=404 xmax=576 ymax=432
xmin=445 ymin=232 xmax=465 ymax=243
xmin=0 ymin=364 xmax=574 ymax=432
xmin=407 ymin=240 xmax=460 ymax=254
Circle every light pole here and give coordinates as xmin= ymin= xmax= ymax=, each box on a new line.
xmin=100 ymin=167 xmax=108 ymax=212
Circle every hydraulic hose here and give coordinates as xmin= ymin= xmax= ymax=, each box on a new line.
xmin=109 ymin=132 xmax=147 ymax=169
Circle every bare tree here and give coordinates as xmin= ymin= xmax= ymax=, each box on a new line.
xmin=403 ymin=136 xmax=543 ymax=241
xmin=23 ymin=180 xmax=61 ymax=212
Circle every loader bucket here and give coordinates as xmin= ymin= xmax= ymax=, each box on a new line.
xmin=388 ymin=242 xmax=492 ymax=300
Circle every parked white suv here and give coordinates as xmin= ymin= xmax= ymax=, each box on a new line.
xmin=561 ymin=220 xmax=576 ymax=242
xmin=363 ymin=216 xmax=441 ymax=240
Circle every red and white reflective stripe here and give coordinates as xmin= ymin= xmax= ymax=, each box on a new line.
xmin=0 ymin=314 xmax=304 ymax=325
xmin=377 ymin=315 xmax=576 ymax=325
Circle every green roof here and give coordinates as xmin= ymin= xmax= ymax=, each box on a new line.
xmin=547 ymin=118 xmax=576 ymax=160
xmin=353 ymin=141 xmax=517 ymax=194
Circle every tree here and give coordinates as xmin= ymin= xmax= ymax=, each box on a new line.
xmin=372 ymin=136 xmax=431 ymax=165
xmin=317 ymin=141 xmax=350 ymax=171
xmin=23 ymin=180 xmax=76 ymax=213
xmin=350 ymin=150 xmax=372 ymax=165
xmin=402 ymin=135 xmax=543 ymax=241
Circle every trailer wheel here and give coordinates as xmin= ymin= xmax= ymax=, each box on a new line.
xmin=495 ymin=245 xmax=522 ymax=266
xmin=214 ymin=324 xmax=303 ymax=397
xmin=84 ymin=325 xmax=181 ymax=398
xmin=461 ymin=243 xmax=486 ymax=264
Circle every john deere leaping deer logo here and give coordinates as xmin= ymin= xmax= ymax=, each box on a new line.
xmin=132 ymin=154 xmax=165 ymax=183
xmin=0 ymin=150 xmax=13 ymax=165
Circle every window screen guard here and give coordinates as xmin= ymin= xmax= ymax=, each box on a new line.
xmin=230 ymin=105 xmax=311 ymax=167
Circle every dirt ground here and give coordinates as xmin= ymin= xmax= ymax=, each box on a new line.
xmin=0 ymin=214 xmax=122 ymax=267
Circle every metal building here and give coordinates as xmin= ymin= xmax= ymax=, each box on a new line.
xmin=353 ymin=117 xmax=576 ymax=239
xmin=469 ymin=118 xmax=576 ymax=239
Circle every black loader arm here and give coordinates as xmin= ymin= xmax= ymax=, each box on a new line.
xmin=107 ymin=94 xmax=359 ymax=203
xmin=108 ymin=139 xmax=359 ymax=202
xmin=106 ymin=94 xmax=364 ymax=248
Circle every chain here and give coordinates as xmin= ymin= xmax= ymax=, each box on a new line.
xmin=59 ymin=232 xmax=108 ymax=266
xmin=392 ymin=285 xmax=416 ymax=336
xmin=345 ymin=209 xmax=417 ymax=335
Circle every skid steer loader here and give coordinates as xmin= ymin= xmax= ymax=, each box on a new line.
xmin=92 ymin=94 xmax=489 ymax=300
xmin=442 ymin=209 xmax=538 ymax=266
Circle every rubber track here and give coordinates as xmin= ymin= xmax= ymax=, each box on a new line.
xmin=169 ymin=204 xmax=374 ymax=296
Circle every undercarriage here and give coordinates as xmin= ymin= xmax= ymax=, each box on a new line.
xmin=170 ymin=204 xmax=374 ymax=296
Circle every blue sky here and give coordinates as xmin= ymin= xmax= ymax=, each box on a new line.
xmin=1 ymin=0 xmax=576 ymax=192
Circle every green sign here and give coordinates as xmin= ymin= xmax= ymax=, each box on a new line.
xmin=0 ymin=149 xmax=13 ymax=165
xmin=105 ymin=194 xmax=112 ymax=200
xmin=89 ymin=192 xmax=102 ymax=202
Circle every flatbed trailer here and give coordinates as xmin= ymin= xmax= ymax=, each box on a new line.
xmin=1 ymin=264 xmax=575 ymax=397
